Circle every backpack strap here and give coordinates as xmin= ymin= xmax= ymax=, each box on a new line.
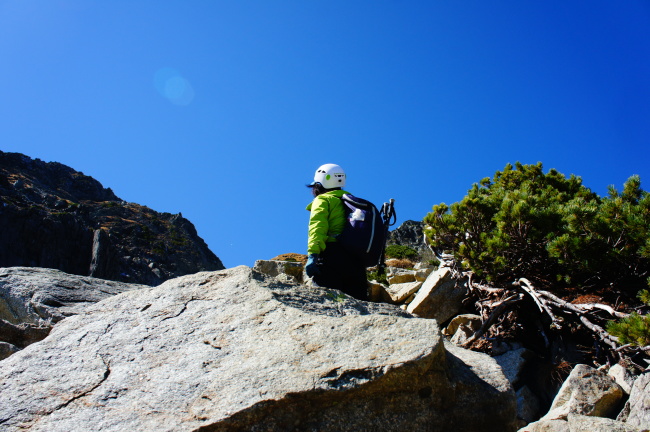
xmin=341 ymin=194 xmax=372 ymax=209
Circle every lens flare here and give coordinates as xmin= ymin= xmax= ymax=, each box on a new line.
xmin=154 ymin=67 xmax=195 ymax=106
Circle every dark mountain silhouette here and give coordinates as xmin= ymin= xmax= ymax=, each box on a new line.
xmin=0 ymin=151 xmax=224 ymax=285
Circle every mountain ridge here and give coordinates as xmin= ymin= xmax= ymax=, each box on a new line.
xmin=0 ymin=151 xmax=224 ymax=285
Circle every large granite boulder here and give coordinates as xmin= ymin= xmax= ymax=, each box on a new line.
xmin=540 ymin=364 xmax=624 ymax=421
xmin=0 ymin=266 xmax=517 ymax=431
xmin=407 ymin=266 xmax=468 ymax=322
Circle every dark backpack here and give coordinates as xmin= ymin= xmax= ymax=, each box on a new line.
xmin=337 ymin=194 xmax=395 ymax=268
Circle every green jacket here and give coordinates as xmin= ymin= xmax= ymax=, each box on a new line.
xmin=306 ymin=189 xmax=349 ymax=255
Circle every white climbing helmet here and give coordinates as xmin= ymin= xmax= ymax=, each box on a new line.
xmin=312 ymin=163 xmax=346 ymax=189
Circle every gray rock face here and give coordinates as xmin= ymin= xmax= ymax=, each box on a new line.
xmin=608 ymin=364 xmax=635 ymax=395
xmin=0 ymin=267 xmax=146 ymax=325
xmin=494 ymin=348 xmax=533 ymax=389
xmin=387 ymin=220 xmax=436 ymax=262
xmin=383 ymin=281 xmax=422 ymax=304
xmin=541 ymin=364 xmax=624 ymax=421
xmin=444 ymin=314 xmax=482 ymax=346
xmin=516 ymin=385 xmax=542 ymax=425
xmin=0 ymin=319 xmax=51 ymax=360
xmin=520 ymin=413 xmax=646 ymax=432
xmin=565 ymin=413 xmax=644 ymax=432
xmin=407 ymin=266 xmax=468 ymax=322
xmin=621 ymin=371 xmax=650 ymax=429
xmin=0 ymin=267 xmax=146 ymax=359
xmin=387 ymin=268 xmax=417 ymax=285
xmin=520 ymin=414 xmax=644 ymax=432
xmin=519 ymin=418 xmax=571 ymax=432
xmin=0 ymin=266 xmax=517 ymax=432
xmin=252 ymin=259 xmax=304 ymax=283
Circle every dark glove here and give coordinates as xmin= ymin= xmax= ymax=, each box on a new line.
xmin=305 ymin=253 xmax=321 ymax=277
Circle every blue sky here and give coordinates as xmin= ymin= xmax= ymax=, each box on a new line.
xmin=2 ymin=1 xmax=649 ymax=268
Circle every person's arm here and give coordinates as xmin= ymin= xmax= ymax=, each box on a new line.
xmin=307 ymin=196 xmax=330 ymax=255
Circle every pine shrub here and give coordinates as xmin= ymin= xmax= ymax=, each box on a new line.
xmin=423 ymin=162 xmax=650 ymax=295
xmin=385 ymin=244 xmax=419 ymax=260
xmin=607 ymin=290 xmax=650 ymax=347
xmin=606 ymin=313 xmax=650 ymax=347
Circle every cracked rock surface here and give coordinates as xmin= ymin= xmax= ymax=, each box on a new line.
xmin=0 ymin=267 xmax=146 ymax=325
xmin=0 ymin=266 xmax=516 ymax=431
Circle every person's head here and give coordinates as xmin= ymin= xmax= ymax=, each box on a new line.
xmin=307 ymin=163 xmax=346 ymax=197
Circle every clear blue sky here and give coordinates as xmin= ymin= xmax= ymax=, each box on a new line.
xmin=2 ymin=1 xmax=649 ymax=268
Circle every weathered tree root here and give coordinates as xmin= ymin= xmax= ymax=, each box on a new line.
xmin=458 ymin=272 xmax=648 ymax=369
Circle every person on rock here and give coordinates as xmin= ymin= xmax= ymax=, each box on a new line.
xmin=304 ymin=163 xmax=368 ymax=300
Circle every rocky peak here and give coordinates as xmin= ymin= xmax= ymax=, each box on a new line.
xmin=0 ymin=151 xmax=119 ymax=204
xmin=388 ymin=219 xmax=436 ymax=262
xmin=0 ymin=151 xmax=224 ymax=285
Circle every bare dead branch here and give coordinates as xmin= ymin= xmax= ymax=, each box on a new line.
xmin=538 ymin=289 xmax=629 ymax=319
xmin=517 ymin=278 xmax=563 ymax=329
xmin=576 ymin=303 xmax=629 ymax=319
xmin=578 ymin=315 xmax=619 ymax=351
xmin=461 ymin=293 xmax=524 ymax=348
xmin=538 ymin=290 xmax=587 ymax=314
